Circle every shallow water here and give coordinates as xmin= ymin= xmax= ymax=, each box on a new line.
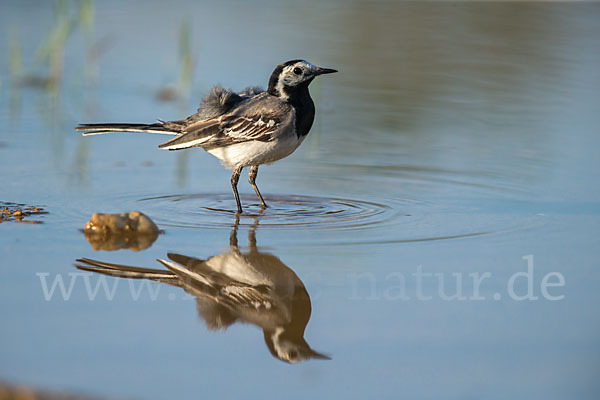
xmin=1 ymin=1 xmax=600 ymax=399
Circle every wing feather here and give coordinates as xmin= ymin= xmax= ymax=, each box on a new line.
xmin=157 ymin=258 xmax=272 ymax=309
xmin=222 ymin=115 xmax=280 ymax=141
xmin=157 ymin=119 xmax=222 ymax=150
xmin=158 ymin=94 xmax=290 ymax=151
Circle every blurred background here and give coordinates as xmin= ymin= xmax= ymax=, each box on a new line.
xmin=1 ymin=1 xmax=599 ymax=399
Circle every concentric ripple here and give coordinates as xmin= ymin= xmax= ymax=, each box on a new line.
xmin=136 ymin=193 xmax=398 ymax=230
xmin=125 ymin=193 xmax=540 ymax=246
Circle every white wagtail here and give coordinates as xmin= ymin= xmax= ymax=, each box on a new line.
xmin=77 ymin=60 xmax=337 ymax=213
xmin=75 ymin=227 xmax=329 ymax=363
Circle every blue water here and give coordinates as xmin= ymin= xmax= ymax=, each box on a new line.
xmin=1 ymin=1 xmax=599 ymax=399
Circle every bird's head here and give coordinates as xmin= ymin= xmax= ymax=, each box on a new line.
xmin=268 ymin=59 xmax=337 ymax=100
xmin=264 ymin=327 xmax=331 ymax=364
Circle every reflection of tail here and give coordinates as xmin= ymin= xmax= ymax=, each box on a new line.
xmin=156 ymin=257 xmax=214 ymax=287
xmin=75 ymin=256 xmax=235 ymax=329
xmin=76 ymin=123 xmax=180 ymax=136
xmin=75 ymin=257 xmax=178 ymax=283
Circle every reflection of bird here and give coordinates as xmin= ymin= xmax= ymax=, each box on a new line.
xmin=75 ymin=227 xmax=329 ymax=363
xmin=77 ymin=60 xmax=337 ymax=213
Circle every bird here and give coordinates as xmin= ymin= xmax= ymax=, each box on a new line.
xmin=74 ymin=224 xmax=330 ymax=363
xmin=76 ymin=60 xmax=337 ymax=213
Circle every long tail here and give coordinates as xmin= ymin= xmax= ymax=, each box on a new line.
xmin=76 ymin=122 xmax=180 ymax=136
xmin=74 ymin=257 xmax=179 ymax=283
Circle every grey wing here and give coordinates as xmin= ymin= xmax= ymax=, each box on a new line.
xmin=219 ymin=282 xmax=273 ymax=310
xmin=158 ymin=95 xmax=290 ymax=151
xmin=157 ymin=258 xmax=273 ymax=310
xmin=157 ymin=118 xmax=222 ymax=150
xmin=215 ymin=113 xmax=281 ymax=143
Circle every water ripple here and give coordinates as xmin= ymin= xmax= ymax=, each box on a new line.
xmin=115 ymin=192 xmax=543 ymax=247
xmin=136 ymin=193 xmax=399 ymax=230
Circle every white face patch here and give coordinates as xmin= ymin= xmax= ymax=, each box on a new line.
xmin=271 ymin=327 xmax=297 ymax=362
xmin=275 ymin=61 xmax=317 ymax=99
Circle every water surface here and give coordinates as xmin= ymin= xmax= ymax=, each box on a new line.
xmin=1 ymin=1 xmax=599 ymax=399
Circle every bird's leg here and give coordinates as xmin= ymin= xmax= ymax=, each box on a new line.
xmin=248 ymin=165 xmax=268 ymax=209
xmin=230 ymin=218 xmax=240 ymax=252
xmin=248 ymin=225 xmax=257 ymax=253
xmin=231 ymin=166 xmax=243 ymax=214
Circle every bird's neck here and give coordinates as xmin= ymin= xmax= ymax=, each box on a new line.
xmin=278 ymin=84 xmax=315 ymax=139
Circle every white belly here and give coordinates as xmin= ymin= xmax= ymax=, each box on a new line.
xmin=206 ymin=134 xmax=304 ymax=170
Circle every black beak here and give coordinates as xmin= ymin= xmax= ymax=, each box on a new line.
xmin=309 ymin=349 xmax=332 ymax=360
xmin=314 ymin=67 xmax=338 ymax=75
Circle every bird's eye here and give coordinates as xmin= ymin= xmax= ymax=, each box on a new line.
xmin=293 ymin=67 xmax=302 ymax=75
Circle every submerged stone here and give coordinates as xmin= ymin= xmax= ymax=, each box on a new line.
xmin=83 ymin=211 xmax=161 ymax=251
